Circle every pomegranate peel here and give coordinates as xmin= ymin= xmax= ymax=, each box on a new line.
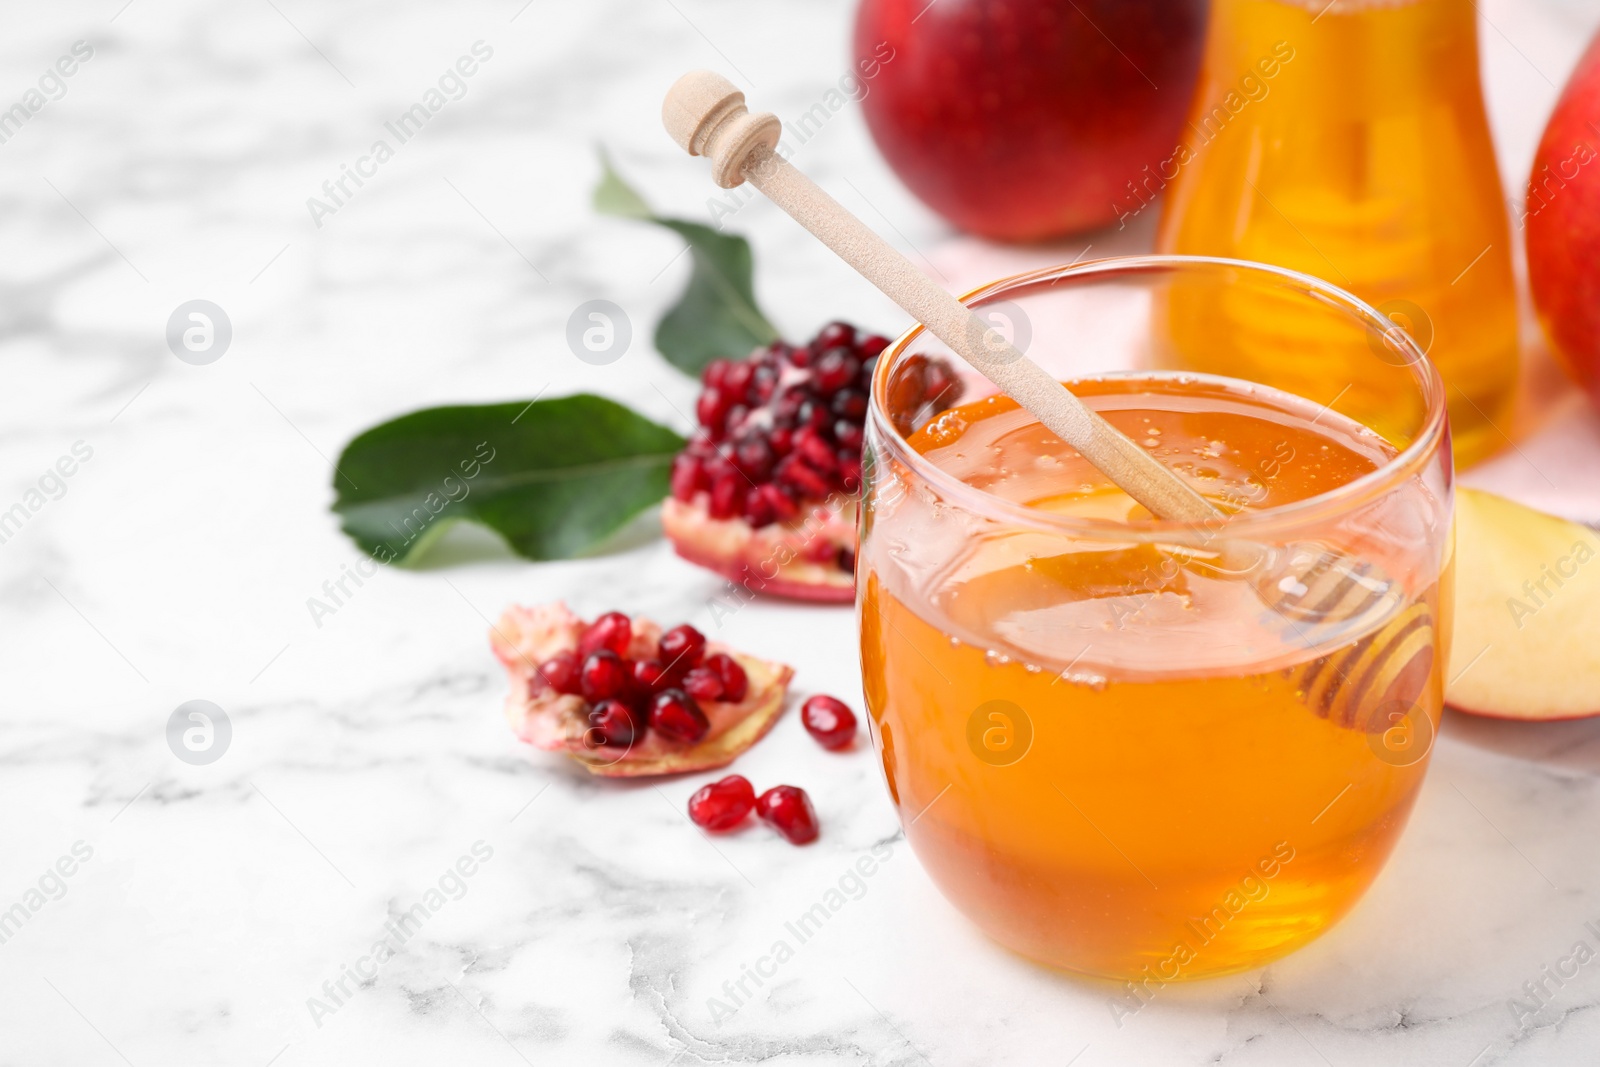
xmin=492 ymin=601 xmax=794 ymax=778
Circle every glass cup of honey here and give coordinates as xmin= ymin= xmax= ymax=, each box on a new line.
xmin=858 ymin=256 xmax=1453 ymax=981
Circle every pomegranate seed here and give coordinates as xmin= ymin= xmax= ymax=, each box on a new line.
xmin=802 ymin=695 xmax=857 ymax=750
xmin=703 ymin=652 xmax=748 ymax=702
xmin=631 ymin=658 xmax=670 ymax=695
xmin=696 ymin=387 xmax=731 ymax=436
xmin=702 ymin=358 xmax=731 ymax=388
xmin=814 ymin=348 xmax=861 ymax=394
xmin=670 ymin=454 xmax=706 ymax=501
xmin=585 ymin=699 xmax=642 ymax=748
xmin=536 ymin=650 xmax=581 ymax=695
xmin=860 ymin=355 xmax=878 ymax=384
xmin=723 ymin=360 xmax=754 ymax=397
xmin=734 ymin=435 xmax=775 ymax=480
xmin=725 ymin=404 xmax=750 ymax=431
xmin=682 ymin=666 xmax=724 ymax=702
xmin=688 ymin=774 xmax=756 ymax=830
xmin=658 ymin=624 xmax=707 ymax=671
xmin=777 ymin=454 xmax=832 ymax=500
xmin=752 ymin=364 xmax=780 ymax=402
xmin=924 ymin=363 xmax=959 ymax=407
xmin=580 ymin=650 xmax=627 ymax=702
xmin=857 ymin=334 xmax=889 ymax=358
xmin=831 ymin=388 xmax=868 ymax=420
xmin=794 ymin=429 xmax=838 ymax=473
xmin=709 ymin=468 xmax=745 ymax=520
xmin=834 ymin=420 xmax=864 ymax=452
xmin=788 ymin=345 xmax=813 ymax=368
xmin=839 ymin=457 xmax=863 ymax=493
xmin=768 ymin=426 xmax=794 ymax=456
xmin=758 ymin=483 xmax=800 ymax=523
xmin=579 ymin=611 xmax=632 ymax=658
xmin=650 ymin=688 xmax=710 ymax=743
xmin=815 ymin=321 xmax=855 ymax=349
xmin=742 ymin=487 xmax=775 ymax=527
xmin=757 ymin=785 xmax=819 ymax=844
xmin=796 ymin=398 xmax=832 ymax=432
xmin=836 ymin=546 xmax=856 ymax=573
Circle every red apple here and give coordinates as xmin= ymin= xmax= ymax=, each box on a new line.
xmin=854 ymin=0 xmax=1206 ymax=241
xmin=1526 ymin=30 xmax=1600 ymax=409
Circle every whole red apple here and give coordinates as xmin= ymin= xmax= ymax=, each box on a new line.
xmin=1526 ymin=30 xmax=1600 ymax=409
xmin=854 ymin=0 xmax=1207 ymax=241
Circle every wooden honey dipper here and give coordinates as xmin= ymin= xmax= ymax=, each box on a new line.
xmin=661 ymin=71 xmax=1435 ymax=734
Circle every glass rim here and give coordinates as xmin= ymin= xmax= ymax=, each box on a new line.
xmin=867 ymin=254 xmax=1450 ymax=541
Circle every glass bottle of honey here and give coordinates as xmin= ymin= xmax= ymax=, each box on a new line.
xmin=1154 ymin=0 xmax=1517 ymax=467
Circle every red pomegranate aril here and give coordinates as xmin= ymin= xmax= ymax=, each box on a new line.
xmin=831 ymin=388 xmax=868 ymax=420
xmin=787 ymin=344 xmax=813 ymax=368
xmin=814 ymin=348 xmax=861 ymax=394
xmin=839 ymin=457 xmax=864 ymax=493
xmin=650 ymin=688 xmax=710 ymax=743
xmin=757 ymin=785 xmax=820 ymax=844
xmin=580 ymin=650 xmax=627 ymax=702
xmin=703 ymin=652 xmax=748 ymax=702
xmin=858 ymin=334 xmax=889 ymax=358
xmin=631 ymin=658 xmax=670 ymax=696
xmin=585 ymin=699 xmax=642 ymax=748
xmin=708 ymin=469 xmax=745 ymax=520
xmin=816 ymin=321 xmax=855 ymax=349
xmin=834 ymin=420 xmax=864 ymax=452
xmin=742 ymin=486 xmax=776 ymax=527
xmin=682 ymin=666 xmax=724 ymax=702
xmin=658 ymin=624 xmax=708 ymax=671
xmin=579 ymin=611 xmax=632 ymax=658
xmin=537 ymin=650 xmax=581 ymax=695
xmin=688 ymin=774 xmax=756 ymax=830
xmin=768 ymin=426 xmax=794 ymax=456
xmin=796 ymin=398 xmax=832 ymax=433
xmin=702 ymin=357 xmax=732 ymax=389
xmin=723 ymin=360 xmax=754 ymax=398
xmin=758 ymin=483 xmax=800 ymax=523
xmin=734 ymin=436 xmax=775 ymax=480
xmin=836 ymin=546 xmax=856 ymax=573
xmin=794 ymin=429 xmax=838 ymax=473
xmin=802 ymin=695 xmax=858 ymax=750
xmin=670 ymin=454 xmax=707 ymax=501
xmin=696 ymin=387 xmax=732 ymax=436
xmin=777 ymin=454 xmax=832 ymax=500
xmin=752 ymin=364 xmax=780 ymax=402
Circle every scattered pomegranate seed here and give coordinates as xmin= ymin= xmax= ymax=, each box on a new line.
xmin=585 ymin=699 xmax=642 ymax=748
xmin=579 ymin=611 xmax=632 ymax=658
xmin=658 ymin=624 xmax=707 ymax=672
xmin=801 ymin=695 xmax=858 ymax=750
xmin=688 ymin=774 xmax=756 ymax=830
xmin=757 ymin=785 xmax=819 ymax=844
xmin=650 ymin=688 xmax=710 ymax=743
xmin=682 ymin=666 xmax=724 ymax=702
xmin=704 ymin=653 xmax=748 ymax=702
xmin=580 ymin=650 xmax=627 ymax=702
xmin=538 ymin=650 xmax=581 ymax=695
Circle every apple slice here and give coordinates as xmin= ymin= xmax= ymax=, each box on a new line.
xmin=1446 ymin=488 xmax=1600 ymax=719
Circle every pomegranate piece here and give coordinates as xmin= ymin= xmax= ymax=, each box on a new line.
xmin=650 ymin=688 xmax=711 ymax=744
xmin=688 ymin=774 xmax=757 ymax=831
xmin=801 ymin=695 xmax=858 ymax=750
xmin=493 ymin=602 xmax=794 ymax=778
xmin=757 ymin=785 xmax=820 ymax=845
xmin=579 ymin=611 xmax=632 ymax=658
xmin=585 ymin=699 xmax=642 ymax=749
xmin=704 ymin=653 xmax=748 ymax=703
xmin=661 ymin=321 xmax=964 ymax=602
xmin=580 ymin=650 xmax=627 ymax=702
xmin=658 ymin=624 xmax=707 ymax=672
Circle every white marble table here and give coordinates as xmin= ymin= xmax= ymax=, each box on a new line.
xmin=5 ymin=1 xmax=1600 ymax=1064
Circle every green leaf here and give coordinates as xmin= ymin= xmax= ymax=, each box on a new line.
xmin=332 ymin=394 xmax=686 ymax=566
xmin=594 ymin=151 xmax=779 ymax=377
